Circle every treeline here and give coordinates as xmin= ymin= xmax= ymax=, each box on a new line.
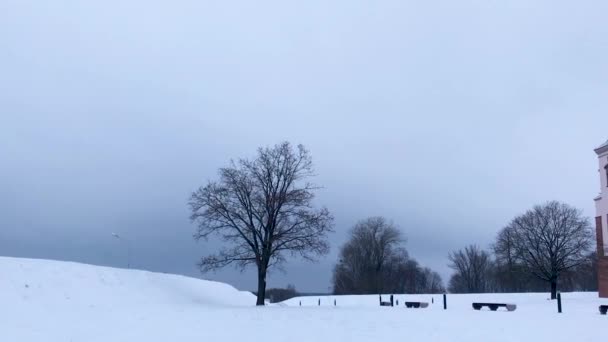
xmin=264 ymin=284 xmax=299 ymax=303
xmin=332 ymin=217 xmax=445 ymax=295
xmin=447 ymin=245 xmax=596 ymax=294
xmin=330 ymin=201 xmax=596 ymax=300
xmin=448 ymin=201 xmax=596 ymax=298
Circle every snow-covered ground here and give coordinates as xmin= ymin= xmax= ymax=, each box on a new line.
xmin=2 ymin=256 xmax=607 ymax=341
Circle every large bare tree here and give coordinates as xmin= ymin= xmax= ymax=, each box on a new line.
xmin=189 ymin=142 xmax=334 ymax=305
xmin=502 ymin=201 xmax=593 ymax=299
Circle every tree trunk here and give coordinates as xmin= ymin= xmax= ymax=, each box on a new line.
xmin=550 ymin=279 xmax=557 ymax=300
xmin=256 ymin=266 xmax=267 ymax=306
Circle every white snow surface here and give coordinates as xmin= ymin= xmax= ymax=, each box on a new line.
xmin=3 ymin=256 xmax=608 ymax=342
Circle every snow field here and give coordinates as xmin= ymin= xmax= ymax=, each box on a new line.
xmin=2 ymin=256 xmax=607 ymax=342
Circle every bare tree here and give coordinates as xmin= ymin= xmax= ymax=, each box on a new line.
xmin=265 ymin=284 xmax=299 ymax=303
xmin=493 ymin=226 xmax=529 ymax=292
xmin=421 ymin=267 xmax=445 ymax=294
xmin=503 ymin=201 xmax=593 ymax=299
xmin=332 ymin=217 xmax=406 ymax=294
xmin=448 ymin=245 xmax=493 ymax=293
xmin=332 ymin=217 xmax=444 ymax=294
xmin=493 ymin=226 xmax=517 ymax=287
xmin=491 ymin=226 xmax=546 ymax=293
xmin=189 ymin=142 xmax=334 ymax=305
xmin=562 ymin=252 xmax=597 ymax=292
xmin=401 ymin=259 xmax=422 ymax=293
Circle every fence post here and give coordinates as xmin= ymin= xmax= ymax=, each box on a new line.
xmin=443 ymin=293 xmax=447 ymax=310
xmin=299 ymin=301 xmax=301 ymax=307
xmin=334 ymin=299 xmax=336 ymax=306
xmin=318 ymin=298 xmax=321 ymax=306
xmin=557 ymin=292 xmax=562 ymax=313
xmin=390 ymin=295 xmax=394 ymax=307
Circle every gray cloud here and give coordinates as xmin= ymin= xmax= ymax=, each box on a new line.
xmin=1 ymin=0 xmax=607 ymax=292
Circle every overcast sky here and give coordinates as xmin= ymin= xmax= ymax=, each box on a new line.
xmin=1 ymin=0 xmax=607 ymax=292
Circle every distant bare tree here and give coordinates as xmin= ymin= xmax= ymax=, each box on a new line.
xmin=503 ymin=201 xmax=593 ymax=299
xmin=332 ymin=217 xmax=405 ymax=294
xmin=265 ymin=284 xmax=299 ymax=303
xmin=491 ymin=226 xmax=546 ymax=293
xmin=189 ymin=142 xmax=334 ymax=305
xmin=332 ymin=217 xmax=444 ymax=294
xmin=448 ymin=245 xmax=493 ymax=293
xmin=421 ymin=267 xmax=445 ymax=294
xmin=402 ymin=259 xmax=422 ymax=293
xmin=493 ymin=226 xmax=516 ymax=285
xmin=493 ymin=226 xmax=530 ymax=292
xmin=562 ymin=252 xmax=597 ymax=292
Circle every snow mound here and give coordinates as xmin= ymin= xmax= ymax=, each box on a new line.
xmin=0 ymin=256 xmax=256 ymax=310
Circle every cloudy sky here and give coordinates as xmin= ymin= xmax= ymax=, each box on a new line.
xmin=1 ymin=0 xmax=607 ymax=292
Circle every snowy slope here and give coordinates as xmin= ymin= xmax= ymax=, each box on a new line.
xmin=0 ymin=257 xmax=256 ymax=341
xmin=0 ymin=256 xmax=256 ymax=308
xmin=2 ymin=256 xmax=608 ymax=342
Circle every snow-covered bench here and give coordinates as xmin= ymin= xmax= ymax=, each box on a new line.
xmin=600 ymin=305 xmax=608 ymax=315
xmin=472 ymin=303 xmax=517 ymax=311
xmin=405 ymin=301 xmax=429 ymax=308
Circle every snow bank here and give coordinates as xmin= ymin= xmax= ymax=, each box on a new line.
xmin=0 ymin=256 xmax=256 ymax=309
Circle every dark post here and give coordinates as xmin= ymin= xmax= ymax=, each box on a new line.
xmin=334 ymin=299 xmax=336 ymax=306
xmin=396 ymin=300 xmax=399 ymax=306
xmin=379 ymin=294 xmax=382 ymax=306
xmin=299 ymin=301 xmax=301 ymax=306
xmin=432 ymin=297 xmax=434 ymax=304
xmin=318 ymin=298 xmax=321 ymax=306
xmin=390 ymin=295 xmax=394 ymax=307
xmin=443 ymin=293 xmax=447 ymax=310
xmin=557 ymin=292 xmax=562 ymax=313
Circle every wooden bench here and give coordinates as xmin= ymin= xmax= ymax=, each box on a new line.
xmin=600 ymin=305 xmax=608 ymax=315
xmin=472 ymin=303 xmax=517 ymax=312
xmin=405 ymin=301 xmax=429 ymax=309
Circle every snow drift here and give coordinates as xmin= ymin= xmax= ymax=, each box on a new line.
xmin=0 ymin=256 xmax=256 ymax=309
xmin=0 ymin=257 xmax=258 ymax=341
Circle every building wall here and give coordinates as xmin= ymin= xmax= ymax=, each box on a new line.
xmin=596 ymin=216 xmax=608 ymax=297
xmin=596 ymin=149 xmax=608 ymax=298
xmin=596 ymin=151 xmax=608 ymax=253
